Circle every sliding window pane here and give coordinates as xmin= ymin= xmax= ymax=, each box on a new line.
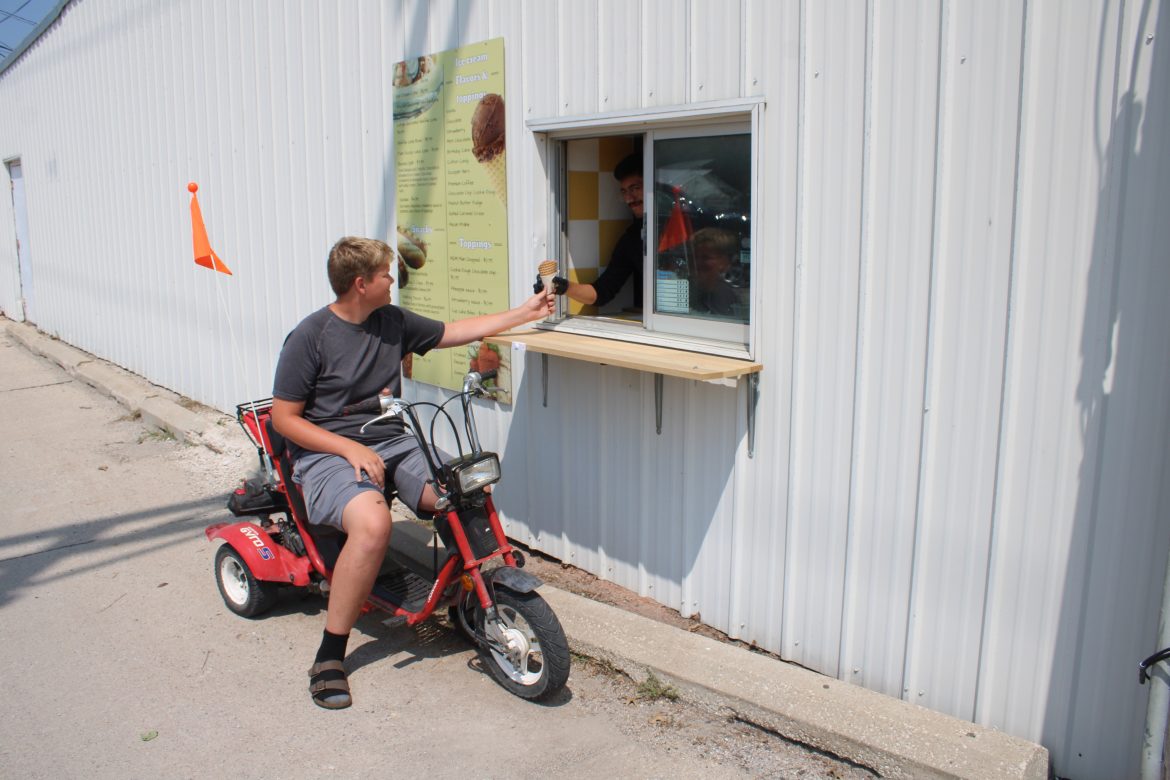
xmin=652 ymin=134 xmax=751 ymax=324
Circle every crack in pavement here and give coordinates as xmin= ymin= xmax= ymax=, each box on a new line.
xmin=0 ymin=538 xmax=96 ymax=563
xmin=0 ymin=379 xmax=74 ymax=394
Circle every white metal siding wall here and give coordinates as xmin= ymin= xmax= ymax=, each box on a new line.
xmin=1 ymin=2 xmax=1168 ymax=777
xmin=843 ymin=0 xmax=940 ymax=701
xmin=0 ymin=0 xmax=409 ymax=402
xmin=910 ymin=0 xmax=1027 ymax=721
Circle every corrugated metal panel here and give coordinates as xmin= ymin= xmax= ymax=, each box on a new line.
xmin=3 ymin=2 xmax=1169 ymax=776
xmin=642 ymin=0 xmax=687 ymax=106
xmin=783 ymin=0 xmax=867 ymax=675
xmin=558 ymin=1 xmax=598 ymax=115
xmin=598 ymin=0 xmax=640 ymax=111
xmin=904 ymin=0 xmax=1025 ymax=722
xmin=690 ymin=0 xmax=742 ymax=102
xmin=1032 ymin=2 xmax=1170 ymax=775
xmin=728 ymin=0 xmax=800 ymax=659
xmin=840 ymin=0 xmax=939 ymax=698
xmin=975 ymin=0 xmax=1121 ymax=753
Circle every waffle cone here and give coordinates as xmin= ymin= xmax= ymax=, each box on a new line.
xmin=480 ymin=154 xmax=507 ymax=207
xmin=538 ymin=260 xmax=558 ymax=277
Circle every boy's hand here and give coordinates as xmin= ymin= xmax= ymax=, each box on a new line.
xmin=521 ymin=287 xmax=555 ymax=321
xmin=343 ymin=441 xmax=386 ymax=489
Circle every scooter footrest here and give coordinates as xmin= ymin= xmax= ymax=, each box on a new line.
xmin=370 ymin=567 xmax=432 ymax=614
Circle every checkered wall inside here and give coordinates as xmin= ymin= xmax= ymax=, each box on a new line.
xmin=565 ymin=136 xmax=635 ymax=315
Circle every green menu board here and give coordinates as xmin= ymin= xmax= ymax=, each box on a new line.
xmin=394 ymin=38 xmax=512 ymax=403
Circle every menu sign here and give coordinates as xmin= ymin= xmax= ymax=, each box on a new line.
xmin=393 ymin=38 xmax=512 ymax=403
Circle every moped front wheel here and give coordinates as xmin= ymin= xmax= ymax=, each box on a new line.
xmin=473 ymin=589 xmax=570 ymax=701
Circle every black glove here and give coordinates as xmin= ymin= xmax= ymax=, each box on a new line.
xmin=533 ymin=273 xmax=569 ymax=295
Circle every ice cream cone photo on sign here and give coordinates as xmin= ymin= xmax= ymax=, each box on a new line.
xmin=471 ymin=93 xmax=507 ymax=206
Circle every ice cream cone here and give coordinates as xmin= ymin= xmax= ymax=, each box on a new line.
xmin=538 ymin=260 xmax=558 ymax=320
xmin=480 ymin=153 xmax=508 ymax=207
xmin=538 ymin=260 xmax=558 ymax=295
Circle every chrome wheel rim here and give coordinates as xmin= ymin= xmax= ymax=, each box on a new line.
xmin=489 ymin=606 xmax=544 ymax=685
xmin=219 ymin=556 xmax=249 ymax=605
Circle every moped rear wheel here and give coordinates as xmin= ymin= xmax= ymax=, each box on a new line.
xmin=473 ymin=589 xmax=570 ymax=700
xmin=214 ymin=544 xmax=279 ymax=618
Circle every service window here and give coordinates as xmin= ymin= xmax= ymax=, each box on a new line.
xmin=533 ymin=100 xmax=760 ymax=359
xmin=650 ymin=127 xmax=751 ymax=346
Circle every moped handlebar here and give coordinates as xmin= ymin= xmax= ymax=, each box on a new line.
xmin=344 ymin=368 xmax=497 ymax=418
xmin=350 ymin=369 xmax=502 ymax=491
xmin=341 ymin=396 xmax=385 ymax=416
xmin=461 ymin=369 xmax=497 ymax=455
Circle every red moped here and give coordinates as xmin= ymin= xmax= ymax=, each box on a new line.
xmin=204 ymin=370 xmax=570 ymax=700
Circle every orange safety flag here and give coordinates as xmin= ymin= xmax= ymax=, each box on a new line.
xmin=657 ymin=186 xmax=693 ymax=252
xmin=188 ymin=183 xmax=232 ymax=275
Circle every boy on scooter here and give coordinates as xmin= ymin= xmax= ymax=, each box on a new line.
xmin=270 ymin=236 xmax=553 ymax=709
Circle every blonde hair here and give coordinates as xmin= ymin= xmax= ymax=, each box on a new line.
xmin=327 ymin=237 xmax=394 ymax=296
xmin=689 ymin=227 xmax=738 ymax=258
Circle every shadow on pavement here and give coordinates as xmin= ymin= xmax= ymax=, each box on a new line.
xmin=0 ymin=495 xmax=225 ymax=608
xmin=341 ymin=611 xmax=576 ymax=707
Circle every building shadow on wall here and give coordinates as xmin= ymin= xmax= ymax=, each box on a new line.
xmin=500 ymin=355 xmax=737 ymax=615
xmin=1044 ymin=2 xmax=1170 ymax=776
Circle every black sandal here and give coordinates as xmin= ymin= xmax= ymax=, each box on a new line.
xmin=308 ymin=660 xmax=352 ymax=709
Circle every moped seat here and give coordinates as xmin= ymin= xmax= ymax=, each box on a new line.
xmin=263 ymin=418 xmax=399 ymax=571
xmin=263 ymin=418 xmax=313 ymax=519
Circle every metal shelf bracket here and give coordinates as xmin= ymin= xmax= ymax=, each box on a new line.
xmin=655 ymin=373 xmax=664 ymax=434
xmin=746 ymin=372 xmax=759 ymax=458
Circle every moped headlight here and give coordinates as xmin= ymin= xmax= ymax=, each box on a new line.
xmin=454 ymin=453 xmax=500 ymax=493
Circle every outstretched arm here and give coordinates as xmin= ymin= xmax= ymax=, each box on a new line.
xmin=564 ymin=281 xmax=598 ymax=304
xmin=438 ymin=289 xmax=554 ymax=348
xmin=533 ymin=271 xmax=598 ymax=305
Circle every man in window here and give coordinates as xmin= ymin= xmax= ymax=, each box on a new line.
xmin=538 ymin=153 xmax=644 ymax=310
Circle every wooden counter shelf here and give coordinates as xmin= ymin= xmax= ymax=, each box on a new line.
xmin=485 ymin=328 xmax=763 ymax=456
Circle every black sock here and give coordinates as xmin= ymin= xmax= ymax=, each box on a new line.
xmin=314 ymin=629 xmax=349 ymax=665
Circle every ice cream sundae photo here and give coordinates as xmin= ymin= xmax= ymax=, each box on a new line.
xmin=393 ymin=55 xmax=442 ymax=120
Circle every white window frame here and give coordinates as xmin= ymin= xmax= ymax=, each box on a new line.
xmin=528 ymin=97 xmax=763 ymax=361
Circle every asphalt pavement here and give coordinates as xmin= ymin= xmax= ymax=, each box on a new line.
xmin=1 ymin=318 xmax=1049 ymax=779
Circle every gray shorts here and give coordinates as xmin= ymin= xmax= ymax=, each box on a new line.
xmin=292 ymin=433 xmax=451 ymax=531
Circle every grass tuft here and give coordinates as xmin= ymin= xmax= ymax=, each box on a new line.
xmin=637 ymin=670 xmax=679 ymax=701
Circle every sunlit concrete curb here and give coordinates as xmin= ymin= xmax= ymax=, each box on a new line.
xmin=543 ymin=586 xmax=1047 ymax=780
xmin=390 ymin=522 xmax=1047 ymax=780
xmin=4 ymin=319 xmax=211 ymax=446
xmin=5 ymin=316 xmax=1049 ymax=779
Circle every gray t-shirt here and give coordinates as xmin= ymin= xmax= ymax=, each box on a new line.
xmin=272 ymin=304 xmax=445 ymax=462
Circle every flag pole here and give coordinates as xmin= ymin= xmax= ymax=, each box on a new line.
xmin=188 ymin=182 xmax=276 ymax=484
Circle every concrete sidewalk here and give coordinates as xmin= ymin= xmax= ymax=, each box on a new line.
xmin=4 ymin=318 xmax=1048 ymax=780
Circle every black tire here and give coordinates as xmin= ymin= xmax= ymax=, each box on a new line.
xmin=214 ymin=544 xmax=279 ymax=618
xmin=472 ymin=588 xmax=570 ymax=700
xmin=448 ymin=604 xmax=477 ymax=643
